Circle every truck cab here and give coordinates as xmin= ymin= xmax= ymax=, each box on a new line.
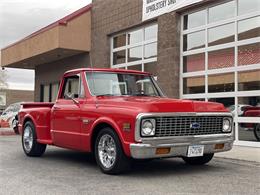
xmin=18 ymin=68 xmax=234 ymax=174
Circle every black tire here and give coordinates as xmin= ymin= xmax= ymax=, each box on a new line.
xmin=22 ymin=121 xmax=46 ymax=157
xmin=253 ymin=124 xmax=260 ymax=141
xmin=182 ymin=153 xmax=214 ymax=165
xmin=12 ymin=120 xmax=19 ymax=134
xmin=94 ymin=127 xmax=131 ymax=174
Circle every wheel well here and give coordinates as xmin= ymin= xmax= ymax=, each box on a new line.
xmin=91 ymin=122 xmax=115 ymax=152
xmin=23 ymin=117 xmax=33 ymax=128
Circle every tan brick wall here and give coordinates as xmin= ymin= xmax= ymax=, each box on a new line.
xmin=91 ymin=0 xmax=181 ymax=98
xmin=0 ymin=89 xmax=34 ymax=111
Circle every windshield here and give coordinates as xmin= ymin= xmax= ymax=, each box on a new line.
xmin=86 ymin=72 xmax=161 ymax=97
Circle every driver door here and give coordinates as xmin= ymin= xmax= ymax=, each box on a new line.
xmin=51 ymin=74 xmax=85 ymax=150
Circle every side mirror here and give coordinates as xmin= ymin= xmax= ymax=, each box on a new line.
xmin=65 ymin=93 xmax=79 ymax=105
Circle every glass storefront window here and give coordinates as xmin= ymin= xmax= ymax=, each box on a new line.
xmin=209 ymin=1 xmax=235 ymax=23
xmin=144 ymin=42 xmax=157 ymax=59
xmin=183 ymin=76 xmax=205 ymax=94
xmin=145 ymin=24 xmax=158 ymax=40
xmin=238 ymin=43 xmax=260 ymax=66
xmin=128 ymin=29 xmax=143 ymax=45
xmin=208 ymin=97 xmax=235 ymax=109
xmin=238 ymin=96 xmax=260 ymax=116
xmin=238 ymin=0 xmax=260 ymax=16
xmin=111 ymin=24 xmax=157 ymax=68
xmin=208 ymin=23 xmax=235 ymax=47
xmin=208 ymin=48 xmax=234 ymax=69
xmin=183 ymin=53 xmax=205 ymax=72
xmin=183 ymin=9 xmax=206 ymax=30
xmin=128 ymin=46 xmax=142 ymax=62
xmin=183 ymin=30 xmax=205 ymax=51
xmin=113 ymin=50 xmax=126 ymax=65
xmin=238 ymin=123 xmax=260 ymax=142
xmin=113 ymin=34 xmax=126 ymax=48
xmin=238 ymin=16 xmax=260 ymax=41
xmin=208 ymin=73 xmax=234 ymax=93
xmin=238 ymin=70 xmax=260 ymax=91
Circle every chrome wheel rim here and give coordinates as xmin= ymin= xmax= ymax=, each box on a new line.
xmin=12 ymin=120 xmax=16 ymax=129
xmin=98 ymin=134 xmax=117 ymax=169
xmin=23 ymin=126 xmax=33 ymax=152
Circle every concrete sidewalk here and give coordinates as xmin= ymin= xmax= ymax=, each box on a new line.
xmin=215 ymin=145 xmax=260 ymax=163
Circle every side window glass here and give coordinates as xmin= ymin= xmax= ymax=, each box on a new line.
xmin=61 ymin=74 xmax=85 ymax=99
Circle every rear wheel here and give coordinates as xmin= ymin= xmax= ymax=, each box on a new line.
xmin=95 ymin=127 xmax=131 ymax=174
xmin=12 ymin=119 xmax=19 ymax=134
xmin=182 ymin=153 xmax=214 ymax=165
xmin=22 ymin=121 xmax=46 ymax=157
xmin=253 ymin=124 xmax=260 ymax=141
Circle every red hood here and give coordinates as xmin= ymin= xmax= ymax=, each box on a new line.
xmin=96 ymin=96 xmax=228 ymax=113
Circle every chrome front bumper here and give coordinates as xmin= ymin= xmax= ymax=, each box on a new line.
xmin=130 ymin=134 xmax=234 ymax=159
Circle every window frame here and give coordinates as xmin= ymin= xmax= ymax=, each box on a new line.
xmin=180 ymin=0 xmax=260 ymax=147
xmin=110 ymin=23 xmax=158 ymax=71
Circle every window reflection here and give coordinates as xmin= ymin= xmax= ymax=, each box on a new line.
xmin=238 ymin=70 xmax=260 ymax=91
xmin=209 ymin=1 xmax=235 ymax=23
xmin=183 ymin=53 xmax=205 ymax=72
xmin=183 ymin=30 xmax=205 ymax=51
xmin=144 ymin=42 xmax=157 ymax=59
xmin=183 ymin=76 xmax=205 ymax=94
xmin=128 ymin=47 xmax=142 ymax=62
xmin=238 ymin=43 xmax=260 ymax=66
xmin=128 ymin=29 xmax=143 ymax=45
xmin=145 ymin=24 xmax=158 ymax=40
xmin=113 ymin=50 xmax=126 ymax=65
xmin=238 ymin=16 xmax=260 ymax=41
xmin=208 ymin=48 xmax=234 ymax=69
xmin=208 ymin=73 xmax=234 ymax=93
xmin=239 ymin=123 xmax=260 ymax=142
xmin=184 ymin=9 xmax=206 ymax=30
xmin=208 ymin=23 xmax=235 ymax=46
xmin=238 ymin=0 xmax=260 ymax=15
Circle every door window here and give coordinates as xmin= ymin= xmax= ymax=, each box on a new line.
xmin=61 ymin=74 xmax=85 ymax=99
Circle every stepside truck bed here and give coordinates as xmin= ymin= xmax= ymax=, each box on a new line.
xmin=18 ymin=103 xmax=54 ymax=144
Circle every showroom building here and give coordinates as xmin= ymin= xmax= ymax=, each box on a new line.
xmin=1 ymin=0 xmax=259 ymax=146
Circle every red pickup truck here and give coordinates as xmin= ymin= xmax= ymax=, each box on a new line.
xmin=18 ymin=68 xmax=234 ymax=174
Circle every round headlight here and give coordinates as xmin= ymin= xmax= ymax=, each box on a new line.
xmin=141 ymin=119 xmax=155 ymax=136
xmin=223 ymin=118 xmax=231 ymax=132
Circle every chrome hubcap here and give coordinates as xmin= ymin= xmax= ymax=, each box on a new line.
xmin=23 ymin=126 xmax=33 ymax=152
xmin=98 ymin=134 xmax=117 ymax=169
xmin=12 ymin=120 xmax=16 ymax=128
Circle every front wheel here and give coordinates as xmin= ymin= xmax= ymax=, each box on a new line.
xmin=22 ymin=121 xmax=46 ymax=157
xmin=95 ymin=127 xmax=131 ymax=174
xmin=182 ymin=153 xmax=214 ymax=165
xmin=253 ymin=124 xmax=260 ymax=141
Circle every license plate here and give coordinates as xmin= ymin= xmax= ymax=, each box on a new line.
xmin=187 ymin=145 xmax=204 ymax=157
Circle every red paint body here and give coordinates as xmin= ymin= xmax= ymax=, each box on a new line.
xmin=18 ymin=68 xmax=228 ymax=157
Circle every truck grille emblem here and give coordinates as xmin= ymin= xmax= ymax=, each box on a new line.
xmin=190 ymin=122 xmax=200 ymax=129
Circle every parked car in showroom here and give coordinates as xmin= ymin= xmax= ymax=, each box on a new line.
xmin=243 ymin=107 xmax=260 ymax=141
xmin=18 ymin=68 xmax=234 ymax=174
xmin=0 ymin=102 xmax=21 ymax=134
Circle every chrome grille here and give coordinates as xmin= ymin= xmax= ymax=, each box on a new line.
xmin=155 ymin=116 xmax=225 ymax=137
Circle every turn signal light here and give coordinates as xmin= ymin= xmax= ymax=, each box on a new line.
xmin=215 ymin=143 xmax=225 ymax=150
xmin=156 ymin=147 xmax=171 ymax=155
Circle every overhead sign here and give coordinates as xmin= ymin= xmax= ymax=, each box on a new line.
xmin=143 ymin=0 xmax=203 ymax=21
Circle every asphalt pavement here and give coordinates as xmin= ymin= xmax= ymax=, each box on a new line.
xmin=0 ymin=135 xmax=259 ymax=195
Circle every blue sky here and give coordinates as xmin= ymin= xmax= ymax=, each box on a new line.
xmin=0 ymin=0 xmax=91 ymax=90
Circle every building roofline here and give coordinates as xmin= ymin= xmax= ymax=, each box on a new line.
xmin=1 ymin=4 xmax=92 ymax=50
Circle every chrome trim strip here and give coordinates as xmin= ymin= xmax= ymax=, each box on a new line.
xmin=135 ymin=112 xmax=233 ymax=142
